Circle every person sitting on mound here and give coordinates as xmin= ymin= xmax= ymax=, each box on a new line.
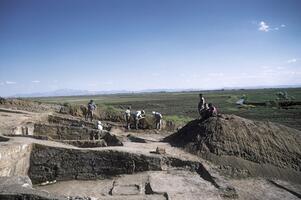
xmin=208 ymin=103 xmax=217 ymax=117
xmin=202 ymin=103 xmax=217 ymax=120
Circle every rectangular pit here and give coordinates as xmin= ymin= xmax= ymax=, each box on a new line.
xmin=28 ymin=144 xmax=164 ymax=184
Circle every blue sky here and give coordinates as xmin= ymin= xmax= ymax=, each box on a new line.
xmin=0 ymin=0 xmax=300 ymax=96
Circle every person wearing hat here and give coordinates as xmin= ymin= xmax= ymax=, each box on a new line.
xmin=124 ymin=106 xmax=131 ymax=130
xmin=86 ymin=99 xmax=97 ymax=121
xmin=152 ymin=111 xmax=163 ymax=130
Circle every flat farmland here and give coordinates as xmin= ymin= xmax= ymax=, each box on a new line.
xmin=34 ymin=88 xmax=301 ymax=130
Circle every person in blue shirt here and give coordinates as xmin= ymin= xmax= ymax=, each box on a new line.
xmin=86 ymin=100 xmax=97 ymax=121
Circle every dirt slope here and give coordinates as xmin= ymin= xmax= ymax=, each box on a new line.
xmin=0 ymin=98 xmax=59 ymax=112
xmin=164 ymin=114 xmax=301 ymax=183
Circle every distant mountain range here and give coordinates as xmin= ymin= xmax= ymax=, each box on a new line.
xmin=12 ymin=89 xmax=129 ymax=98
xmin=11 ymin=88 xmax=196 ymax=98
xmin=9 ymin=84 xmax=301 ymax=98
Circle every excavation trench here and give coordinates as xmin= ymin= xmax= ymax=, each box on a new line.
xmin=29 ymin=143 xmax=164 ymax=184
xmin=28 ymin=143 xmax=218 ymax=184
xmin=0 ymin=140 xmax=226 ymax=200
xmin=0 ymin=114 xmax=236 ymax=199
xmin=10 ymin=114 xmax=122 ymax=148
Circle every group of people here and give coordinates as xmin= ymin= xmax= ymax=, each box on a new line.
xmin=84 ymin=99 xmax=163 ymax=130
xmin=85 ymin=93 xmax=217 ymax=131
xmin=124 ymin=107 xmax=144 ymax=130
xmin=124 ymin=107 xmax=163 ymax=130
xmin=198 ymin=93 xmax=217 ymax=120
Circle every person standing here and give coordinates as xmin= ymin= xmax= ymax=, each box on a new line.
xmin=152 ymin=111 xmax=163 ymax=130
xmin=125 ymin=106 xmax=131 ymax=130
xmin=200 ymin=103 xmax=209 ymax=119
xmin=86 ymin=100 xmax=96 ymax=121
xmin=198 ymin=93 xmax=206 ymax=117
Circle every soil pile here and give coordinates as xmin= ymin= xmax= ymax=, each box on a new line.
xmin=164 ymin=114 xmax=301 ymax=182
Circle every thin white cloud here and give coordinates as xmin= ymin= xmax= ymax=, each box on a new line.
xmin=87 ymin=83 xmax=98 ymax=87
xmin=273 ymin=24 xmax=286 ymax=31
xmin=208 ymin=73 xmax=224 ymax=77
xmin=287 ymin=58 xmax=297 ymax=63
xmin=277 ymin=66 xmax=285 ymax=70
xmin=5 ymin=81 xmax=17 ymax=85
xmin=257 ymin=21 xmax=286 ymax=32
xmin=32 ymin=80 xmax=40 ymax=83
xmin=0 ymin=82 xmax=4 ymax=86
xmin=101 ymin=81 xmax=114 ymax=86
xmin=205 ymin=66 xmax=301 ymax=88
xmin=260 ymin=65 xmax=270 ymax=69
xmin=258 ymin=21 xmax=269 ymax=32
xmin=151 ymin=73 xmax=160 ymax=77
xmin=179 ymin=73 xmax=187 ymax=77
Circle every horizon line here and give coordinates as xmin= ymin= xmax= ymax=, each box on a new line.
xmin=5 ymin=84 xmax=301 ymax=98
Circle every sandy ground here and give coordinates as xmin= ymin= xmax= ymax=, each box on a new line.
xmin=35 ymin=173 xmax=301 ymax=200
xmin=230 ymin=178 xmax=301 ymax=200
xmin=35 ymin=170 xmax=222 ymax=200
xmin=0 ymin=108 xmax=34 ymax=135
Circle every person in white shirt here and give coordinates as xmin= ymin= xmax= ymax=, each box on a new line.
xmin=90 ymin=121 xmax=103 ymax=140
xmin=97 ymin=121 xmax=103 ymax=131
xmin=152 ymin=111 xmax=163 ymax=130
xmin=124 ymin=106 xmax=131 ymax=130
xmin=133 ymin=110 xmax=145 ymax=130
xmin=198 ymin=93 xmax=206 ymax=118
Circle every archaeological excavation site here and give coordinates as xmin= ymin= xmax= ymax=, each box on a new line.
xmin=0 ymin=98 xmax=300 ymax=200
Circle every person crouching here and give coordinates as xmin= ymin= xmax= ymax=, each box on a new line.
xmin=133 ymin=110 xmax=145 ymax=130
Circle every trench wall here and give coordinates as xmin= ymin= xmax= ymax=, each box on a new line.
xmin=28 ymin=144 xmax=164 ymax=184
xmin=33 ymin=123 xmax=95 ymax=140
xmin=0 ymin=142 xmax=32 ymax=177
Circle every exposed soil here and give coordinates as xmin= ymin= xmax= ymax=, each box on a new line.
xmin=0 ymin=98 xmax=60 ymax=113
xmin=0 ymin=101 xmax=301 ymax=199
xmin=165 ymin=114 xmax=301 ymax=183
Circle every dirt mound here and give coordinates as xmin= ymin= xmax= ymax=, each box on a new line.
xmin=164 ymin=114 xmax=301 ymax=182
